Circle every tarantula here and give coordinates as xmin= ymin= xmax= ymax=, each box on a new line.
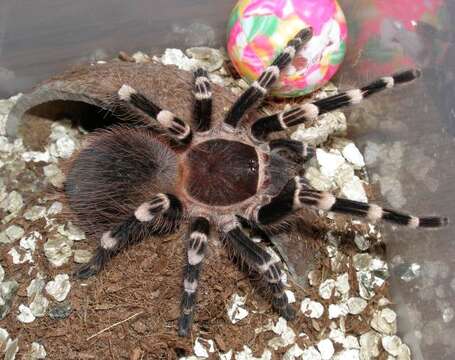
xmin=64 ymin=27 xmax=448 ymax=336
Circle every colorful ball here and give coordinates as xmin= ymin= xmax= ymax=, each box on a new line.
xmin=227 ymin=0 xmax=348 ymax=97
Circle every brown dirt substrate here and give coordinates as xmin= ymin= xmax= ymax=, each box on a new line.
xmin=2 ymin=225 xmax=325 ymax=359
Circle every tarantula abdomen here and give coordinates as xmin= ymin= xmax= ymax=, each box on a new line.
xmin=64 ymin=127 xmax=180 ymax=238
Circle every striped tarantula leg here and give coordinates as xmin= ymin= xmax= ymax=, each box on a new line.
xmin=75 ymin=193 xmax=183 ymax=279
xmin=74 ymin=246 xmax=111 ymax=279
xmin=253 ymin=177 xmax=300 ymax=225
xmin=222 ymin=218 xmax=294 ymax=320
xmin=192 ymin=68 xmax=212 ymax=132
xmin=223 ymin=27 xmax=313 ymax=130
xmin=297 ymin=186 xmax=449 ymax=228
xmin=254 ymin=176 xmax=448 ymax=228
xmin=118 ymin=85 xmax=192 ymax=144
xmin=75 ymin=215 xmax=140 ymax=279
xmin=236 ymin=216 xmax=273 ymax=246
xmin=178 ymin=216 xmax=210 ymax=337
xmin=269 ymin=138 xmax=315 ymax=163
xmin=251 ymin=103 xmax=320 ymax=141
xmin=133 ymin=193 xmax=183 ymax=223
xmin=251 ymin=69 xmax=421 ymax=140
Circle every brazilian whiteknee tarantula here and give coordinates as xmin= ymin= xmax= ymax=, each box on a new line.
xmin=64 ymin=27 xmax=448 ymax=336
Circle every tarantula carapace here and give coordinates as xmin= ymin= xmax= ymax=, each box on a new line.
xmin=64 ymin=27 xmax=448 ymax=336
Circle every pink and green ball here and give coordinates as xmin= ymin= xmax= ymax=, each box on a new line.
xmin=227 ymin=0 xmax=348 ymax=97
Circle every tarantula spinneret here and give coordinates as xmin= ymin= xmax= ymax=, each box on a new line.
xmin=64 ymin=27 xmax=448 ymax=337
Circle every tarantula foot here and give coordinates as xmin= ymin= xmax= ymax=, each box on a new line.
xmin=74 ymin=248 xmax=108 ymax=279
xmin=74 ymin=262 xmax=101 ymax=279
xmin=278 ymin=304 xmax=296 ymax=321
xmin=272 ymin=295 xmax=295 ymax=320
xmin=177 ymin=314 xmax=193 ymax=337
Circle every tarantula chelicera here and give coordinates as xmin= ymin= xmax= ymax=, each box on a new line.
xmin=64 ymin=27 xmax=448 ymax=336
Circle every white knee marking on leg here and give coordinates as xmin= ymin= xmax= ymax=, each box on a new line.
xmin=293 ymin=176 xmax=303 ymax=209
xmin=190 ymin=231 xmax=207 ymax=244
xmin=382 ymin=76 xmax=395 ymax=88
xmin=188 ymin=232 xmax=207 ymax=265
xmin=346 ymin=89 xmax=364 ymax=104
xmin=135 ymin=194 xmax=169 ymax=222
xmin=256 ymin=66 xmax=279 ymax=90
xmin=282 ymin=108 xmax=302 ymax=123
xmin=157 ymin=110 xmax=175 ymax=127
xmin=278 ymin=112 xmax=287 ymax=129
xmin=268 ymin=65 xmax=280 ymax=77
xmin=302 ymin=103 xmax=320 ymax=120
xmin=188 ymin=249 xmax=205 ymax=265
xmin=252 ymin=236 xmax=262 ymax=243
xmin=195 ymin=76 xmax=210 ymax=86
xmin=408 ymin=216 xmax=420 ymax=228
xmin=283 ymin=46 xmax=296 ymax=58
xmin=283 ymin=105 xmax=318 ymax=127
xmin=318 ymin=193 xmax=336 ymax=211
xmin=266 ymin=269 xmax=282 ymax=283
xmin=302 ymin=144 xmax=309 ymax=157
xmin=259 ymin=259 xmax=282 ymax=283
xmin=100 ymin=231 xmax=118 ymax=249
xmin=267 ymin=277 xmax=281 ymax=284
xmin=252 ymin=81 xmax=267 ymax=94
xmin=184 ymin=279 xmax=198 ymax=293
xmin=258 ymin=259 xmax=277 ymax=273
xmin=118 ymin=84 xmax=137 ymax=101
xmin=194 ymin=77 xmax=212 ymax=100
xmin=293 ymin=176 xmax=312 ymax=210
xmin=175 ymin=124 xmax=191 ymax=140
xmin=154 ymin=193 xmax=170 ymax=211
xmin=134 ymin=202 xmax=155 ymax=222
xmin=367 ymin=204 xmax=383 ymax=222
xmin=194 ymin=91 xmax=212 ymax=100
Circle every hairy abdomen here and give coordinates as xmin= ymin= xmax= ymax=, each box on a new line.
xmin=64 ymin=127 xmax=178 ymax=236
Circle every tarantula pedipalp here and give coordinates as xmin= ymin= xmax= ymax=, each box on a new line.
xmin=63 ymin=27 xmax=448 ymax=337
